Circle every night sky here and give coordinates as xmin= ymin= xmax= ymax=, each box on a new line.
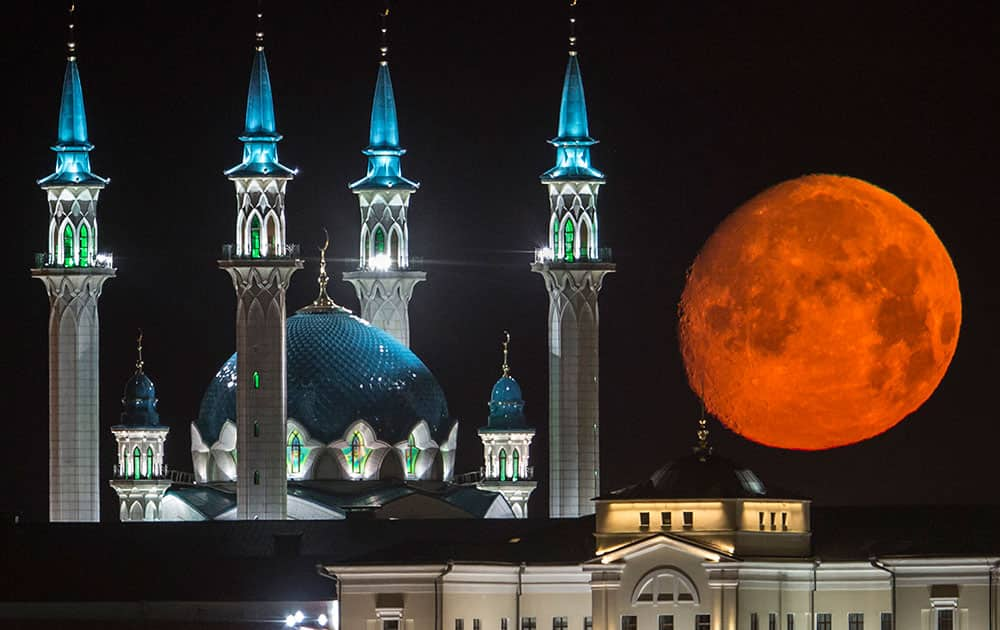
xmin=4 ymin=1 xmax=998 ymax=521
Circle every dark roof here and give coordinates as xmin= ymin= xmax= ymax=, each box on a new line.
xmin=605 ymin=453 xmax=802 ymax=500
xmin=810 ymin=505 xmax=1000 ymax=560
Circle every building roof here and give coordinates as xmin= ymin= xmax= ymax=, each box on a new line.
xmin=195 ymin=309 xmax=452 ymax=446
xmin=225 ymin=49 xmax=296 ymax=179
xmin=603 ymin=453 xmax=801 ymax=500
xmin=350 ymin=62 xmax=419 ymax=191
xmin=38 ymin=59 xmax=108 ymax=187
xmin=484 ymin=375 xmax=530 ymax=430
xmin=115 ymin=368 xmax=163 ymax=428
xmin=541 ymin=53 xmax=604 ymax=182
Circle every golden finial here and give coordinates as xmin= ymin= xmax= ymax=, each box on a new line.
xmin=311 ymin=228 xmax=336 ymax=309
xmin=379 ymin=5 xmax=390 ymax=63
xmin=136 ymin=329 xmax=144 ymax=373
xmin=501 ymin=331 xmax=511 ymax=377
xmin=66 ymin=2 xmax=77 ymax=61
xmin=255 ymin=0 xmax=265 ymax=51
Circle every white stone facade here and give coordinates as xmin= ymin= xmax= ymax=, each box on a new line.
xmin=477 ymin=429 xmax=538 ymax=518
xmin=220 ymin=261 xmax=301 ymax=520
xmin=531 ymin=263 xmax=614 ymax=518
xmin=233 ymin=177 xmax=291 ymax=258
xmin=343 ymin=270 xmax=425 ymax=347
xmin=33 ymin=268 xmax=114 ymax=522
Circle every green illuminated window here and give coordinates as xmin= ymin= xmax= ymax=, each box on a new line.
xmin=252 ymin=370 xmax=261 ymax=389
xmin=250 ymin=216 xmax=262 ymax=258
xmin=351 ymin=433 xmax=364 ymax=475
xmin=63 ymin=224 xmax=75 ymax=267
xmin=288 ymin=431 xmax=302 ymax=474
xmin=132 ymin=447 xmax=141 ymax=480
xmin=512 ymin=449 xmax=519 ymax=482
xmin=563 ymin=220 xmax=575 ymax=262
xmin=499 ymin=449 xmax=507 ymax=481
xmin=373 ymin=226 xmax=386 ymax=255
xmin=79 ymin=223 xmax=89 ymax=265
xmin=405 ymin=434 xmax=419 ymax=476
xmin=146 ymin=446 xmax=154 ymax=478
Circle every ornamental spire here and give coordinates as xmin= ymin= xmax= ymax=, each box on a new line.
xmin=541 ymin=0 xmax=604 ymax=182
xmin=299 ymin=229 xmax=346 ymax=313
xmin=225 ymin=2 xmax=295 ymax=179
xmin=501 ymin=331 xmax=511 ymax=377
xmin=39 ymin=2 xmax=107 ymax=187
xmin=136 ymin=329 xmax=144 ymax=374
xmin=350 ymin=5 xmax=419 ymax=191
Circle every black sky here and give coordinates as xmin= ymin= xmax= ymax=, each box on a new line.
xmin=4 ymin=1 xmax=998 ymax=521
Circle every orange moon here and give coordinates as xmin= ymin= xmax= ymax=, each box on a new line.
xmin=679 ymin=175 xmax=961 ymax=450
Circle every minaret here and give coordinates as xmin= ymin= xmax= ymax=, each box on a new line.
xmin=530 ymin=10 xmax=615 ymax=518
xmin=110 ymin=332 xmax=171 ymax=522
xmin=477 ymin=333 xmax=538 ymax=518
xmin=219 ymin=13 xmax=301 ymax=520
xmin=32 ymin=6 xmax=115 ymax=523
xmin=343 ymin=9 xmax=425 ymax=347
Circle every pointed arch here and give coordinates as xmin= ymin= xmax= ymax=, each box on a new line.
xmin=360 ymin=224 xmax=370 ymax=265
xmin=61 ymin=221 xmax=75 ymax=267
xmin=512 ymin=449 xmax=520 ymax=482
xmin=499 ymin=449 xmax=508 ymax=481
xmin=145 ymin=502 xmax=157 ymax=521
xmin=562 ymin=217 xmax=576 ymax=263
xmin=132 ymin=447 xmax=142 ymax=480
xmin=389 ymin=224 xmax=403 ymax=267
xmin=235 ymin=210 xmax=246 ymax=256
xmin=264 ymin=211 xmax=280 ymax=257
xmin=121 ymin=446 xmax=129 ymax=478
xmin=405 ymin=433 xmax=420 ymax=477
xmin=350 ymin=432 xmax=364 ymax=475
xmin=288 ymin=430 xmax=303 ymax=474
xmin=578 ymin=213 xmax=593 ymax=261
xmin=129 ymin=502 xmax=143 ymax=521
xmin=78 ymin=220 xmax=90 ymax=266
xmin=550 ymin=214 xmax=560 ymax=255
xmin=249 ymin=214 xmax=262 ymax=259
xmin=373 ymin=225 xmax=387 ymax=256
xmin=146 ymin=446 xmax=154 ymax=478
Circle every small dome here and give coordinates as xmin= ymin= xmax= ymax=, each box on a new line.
xmin=486 ymin=375 xmax=528 ymax=430
xmin=196 ymin=308 xmax=451 ymax=446
xmin=609 ymin=454 xmax=778 ymax=500
xmin=118 ymin=370 xmax=161 ymax=428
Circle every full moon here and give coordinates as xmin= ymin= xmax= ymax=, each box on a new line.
xmin=679 ymin=175 xmax=961 ymax=450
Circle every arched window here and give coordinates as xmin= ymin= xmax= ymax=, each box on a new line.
xmin=363 ymin=229 xmax=370 ymax=262
xmin=631 ymin=567 xmax=700 ymax=606
xmin=252 ymin=371 xmax=261 ymax=389
xmin=552 ymin=217 xmax=559 ymax=254
xmin=563 ymin=219 xmax=575 ymax=262
xmin=250 ymin=216 xmax=262 ymax=259
xmin=351 ymin=433 xmax=364 ymax=475
xmin=498 ymin=449 xmax=507 ymax=481
xmin=265 ymin=216 xmax=279 ymax=256
xmin=389 ymin=229 xmax=400 ymax=266
xmin=373 ymin=226 xmax=386 ymax=256
xmin=405 ymin=434 xmax=419 ymax=476
xmin=132 ymin=447 xmax=141 ymax=480
xmin=122 ymin=447 xmax=128 ymax=478
xmin=146 ymin=446 xmax=154 ymax=478
xmin=79 ymin=223 xmax=89 ymax=266
xmin=288 ymin=431 xmax=302 ymax=474
xmin=578 ymin=219 xmax=590 ymax=260
xmin=512 ymin=449 xmax=520 ymax=482
xmin=63 ymin=224 xmax=75 ymax=267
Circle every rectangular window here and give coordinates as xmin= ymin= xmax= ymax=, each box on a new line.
xmin=848 ymin=613 xmax=864 ymax=630
xmin=474 ymin=621 xmax=481 ymax=630
xmin=253 ymin=421 xmax=260 ymax=437
xmin=502 ymin=620 xmax=509 ymax=630
xmin=385 ymin=622 xmax=400 ymax=630
xmin=750 ymin=613 xmax=759 ymax=630
xmin=937 ymin=609 xmax=953 ymax=630
xmin=770 ymin=512 xmax=777 ymax=530
xmin=759 ymin=511 xmax=766 ymax=530
xmin=769 ymin=613 xmax=777 ymax=630
xmin=683 ymin=511 xmax=694 ymax=529
xmin=782 ymin=512 xmax=789 ymax=530
xmin=456 ymin=620 xmax=464 ymax=630
xmin=880 ymin=613 xmax=892 ymax=630
xmin=620 ymin=616 xmax=637 ymax=630
xmin=553 ymin=618 xmax=567 ymax=630
xmin=253 ymin=470 xmax=260 ymax=485
xmin=695 ymin=615 xmax=710 ymax=630
xmin=661 ymin=512 xmax=671 ymax=529
xmin=657 ymin=615 xmax=673 ymax=630
xmin=816 ymin=613 xmax=832 ymax=630
xmin=584 ymin=619 xmax=592 ymax=630
xmin=523 ymin=618 xmax=537 ymax=630
xmin=787 ymin=614 xmax=794 ymax=630
xmin=639 ymin=512 xmax=650 ymax=529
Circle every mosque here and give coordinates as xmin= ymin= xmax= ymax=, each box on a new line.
xmin=13 ymin=6 xmax=1000 ymax=630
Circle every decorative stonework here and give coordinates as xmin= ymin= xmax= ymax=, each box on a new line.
xmin=342 ymin=270 xmax=425 ymax=347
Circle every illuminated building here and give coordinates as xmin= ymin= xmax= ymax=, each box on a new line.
xmin=31 ymin=15 xmax=115 ymax=523
xmin=531 ymin=18 xmax=615 ymax=518
xmin=343 ymin=19 xmax=426 ymax=348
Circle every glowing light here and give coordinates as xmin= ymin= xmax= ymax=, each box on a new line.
xmin=318 ymin=614 xmax=329 ymax=626
xmin=294 ymin=611 xmax=305 ymax=624
xmin=285 ymin=615 xmax=297 ymax=627
xmin=535 ymin=247 xmax=554 ymax=262
xmin=368 ymin=253 xmax=392 ymax=271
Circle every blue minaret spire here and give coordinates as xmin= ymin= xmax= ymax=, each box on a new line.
xmin=541 ymin=10 xmax=604 ymax=182
xmin=351 ymin=10 xmax=418 ymax=191
xmin=39 ymin=12 xmax=106 ymax=187
xmin=225 ymin=13 xmax=294 ymax=178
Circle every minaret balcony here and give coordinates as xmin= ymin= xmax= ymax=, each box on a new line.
xmin=33 ymin=251 xmax=115 ymax=270
xmin=534 ymin=246 xmax=613 ymax=264
xmin=221 ymin=243 xmax=301 ymax=261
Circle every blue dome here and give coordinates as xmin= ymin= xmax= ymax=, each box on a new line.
xmin=118 ymin=370 xmax=161 ymax=428
xmin=196 ymin=309 xmax=451 ymax=445
xmin=487 ymin=375 xmax=528 ymax=430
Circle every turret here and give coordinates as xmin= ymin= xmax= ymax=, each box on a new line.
xmin=477 ymin=333 xmax=537 ymax=518
xmin=344 ymin=9 xmax=425 ymax=347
